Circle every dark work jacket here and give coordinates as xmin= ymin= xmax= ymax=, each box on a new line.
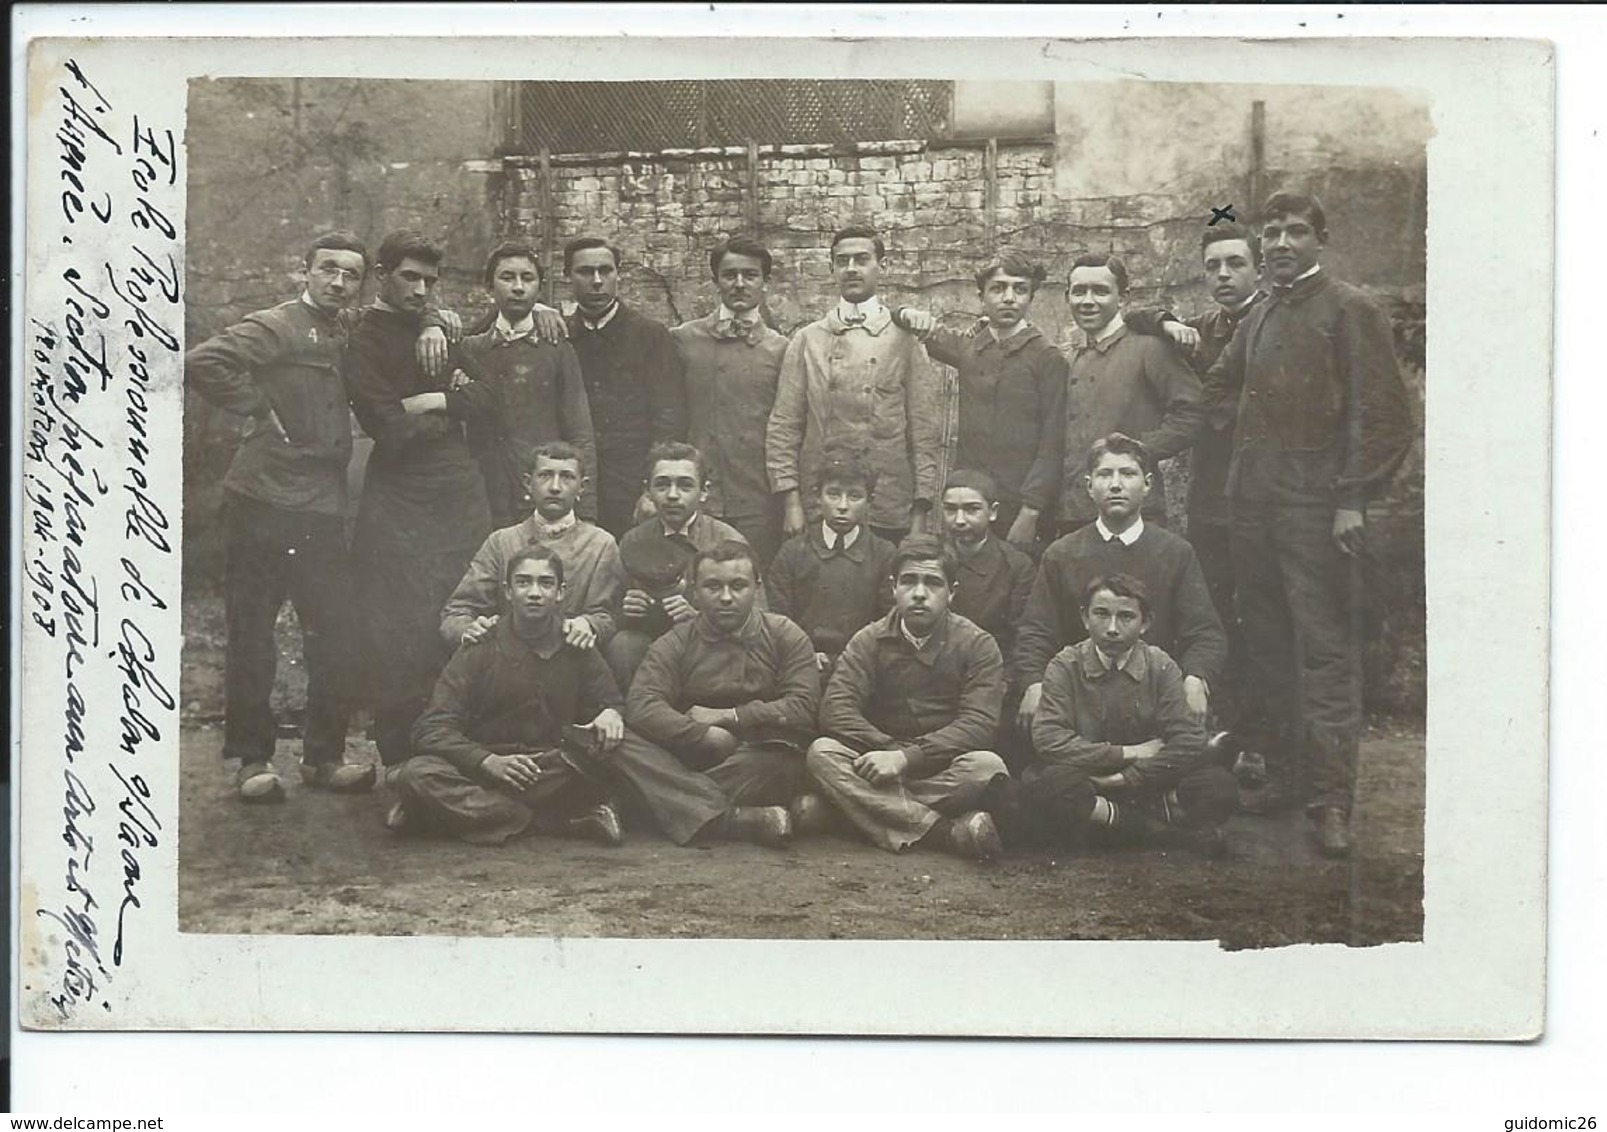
xmin=185 ymin=298 xmax=354 ymax=515
xmin=1128 ymin=292 xmax=1268 ymax=527
xmin=411 ymin=618 xmax=623 ymax=776
xmin=822 ymin=611 xmax=1004 ymax=777
xmin=626 ymin=610 xmax=820 ymax=756
xmin=923 ymin=322 xmax=1069 ymax=513
xmin=1058 ymin=324 xmax=1206 ymax=525
xmin=948 ymin=535 xmax=1036 ymax=670
xmin=1032 ymin=639 xmax=1207 ymax=789
xmin=449 ymin=330 xmax=598 ymax=527
xmin=1203 ymin=270 xmax=1412 ymax=510
xmin=765 ymin=525 xmax=897 ymax=657
xmin=343 ymin=305 xmax=490 ymax=562
xmin=567 ymin=303 xmax=687 ymax=528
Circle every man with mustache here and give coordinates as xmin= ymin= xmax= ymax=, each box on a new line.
xmin=767 ymin=225 xmax=943 ymax=545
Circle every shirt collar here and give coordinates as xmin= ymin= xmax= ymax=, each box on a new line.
xmin=495 ymin=312 xmax=538 ymax=342
xmin=662 ymin=512 xmax=700 ymax=539
xmin=1227 ymin=292 xmax=1266 ymax=318
xmin=299 ymin=291 xmax=338 ymax=320
xmin=1092 ymin=312 xmax=1126 ymax=344
xmin=821 ymin=522 xmax=861 ymax=551
xmin=836 ymin=296 xmax=886 ymax=325
xmin=717 ymin=303 xmax=759 ymax=327
xmin=1094 ymin=516 xmax=1145 ymax=546
xmin=580 ymin=300 xmax=621 ymax=331
xmin=1293 ymin=263 xmax=1322 ymax=283
xmin=1077 ymin=637 xmax=1149 ymax=681
xmin=987 ymin=318 xmax=1032 ymax=342
xmin=532 ymin=510 xmax=577 ymax=539
xmin=899 ymin=619 xmax=932 ymax=652
xmin=876 ymin=609 xmax=950 ymax=665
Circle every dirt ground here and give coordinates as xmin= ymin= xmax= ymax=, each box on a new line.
xmin=177 ymin=600 xmax=1424 ymax=948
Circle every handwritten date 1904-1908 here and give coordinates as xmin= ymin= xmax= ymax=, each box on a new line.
xmin=27 ymin=56 xmax=181 ymax=1022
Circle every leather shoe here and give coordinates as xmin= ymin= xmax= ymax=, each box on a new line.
xmin=946 ymin=811 xmax=1003 ymax=861
xmin=566 ymin=802 xmax=625 ymax=847
xmin=1312 ymin=807 xmax=1352 ymax=858
xmin=237 ymin=761 xmax=285 ymax=804
xmin=788 ymin=792 xmax=834 ymax=837
xmin=300 ymin=761 xmax=378 ymax=793
xmin=726 ymin=805 xmax=793 ymax=848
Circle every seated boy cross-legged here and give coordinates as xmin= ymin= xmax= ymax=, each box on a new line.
xmin=803 ymin=535 xmax=1010 ymax=859
xmin=393 ymin=546 xmax=627 ymax=846
xmin=600 ymin=541 xmax=820 ymax=848
xmin=1022 ymin=574 xmax=1239 ymax=857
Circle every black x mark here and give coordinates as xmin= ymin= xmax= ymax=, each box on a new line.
xmin=1209 ymin=205 xmax=1236 ymax=225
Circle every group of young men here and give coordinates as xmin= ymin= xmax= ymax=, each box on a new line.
xmin=187 ymin=188 xmax=1412 ymax=862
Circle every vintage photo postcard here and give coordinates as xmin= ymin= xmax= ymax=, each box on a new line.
xmin=14 ymin=24 xmax=1549 ymax=1040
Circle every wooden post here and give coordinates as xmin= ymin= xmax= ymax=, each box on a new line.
xmin=984 ymin=137 xmax=999 ymax=253
xmin=1249 ymin=100 xmax=1266 ymax=218
xmin=506 ymin=80 xmax=523 ymax=154
xmin=538 ymin=147 xmax=556 ymax=306
xmin=746 ymin=140 xmax=760 ymax=234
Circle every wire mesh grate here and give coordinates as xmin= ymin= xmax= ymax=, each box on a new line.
xmin=513 ymin=79 xmax=952 ymax=153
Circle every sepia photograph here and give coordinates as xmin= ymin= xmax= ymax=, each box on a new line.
xmin=175 ymin=73 xmax=1427 ymax=946
xmin=15 ymin=20 xmax=1549 ymax=1046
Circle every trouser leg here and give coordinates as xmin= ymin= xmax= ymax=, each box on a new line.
xmin=1188 ymin=519 xmax=1236 ymax=631
xmin=602 ymin=629 xmax=657 ymax=694
xmin=221 ymin=493 xmax=291 ymax=764
xmin=1273 ymin=506 xmax=1362 ymax=814
xmin=601 ymin=732 xmax=735 ymax=845
xmin=394 ymin=753 xmax=603 ymax=845
xmin=1172 ymin=763 xmax=1241 ymax=829
xmin=285 ymin=510 xmax=356 ymax=764
xmin=1016 ymin=763 xmax=1099 ymax=849
xmin=705 ymin=744 xmax=802 ymax=807
xmin=1231 ymin=502 xmax=1304 ymax=789
xmin=805 ymin=740 xmax=1006 ymax=853
xmin=361 ymin=548 xmax=458 ymax=766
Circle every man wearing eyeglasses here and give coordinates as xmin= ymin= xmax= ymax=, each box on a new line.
xmin=185 ymin=229 xmax=460 ymax=805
